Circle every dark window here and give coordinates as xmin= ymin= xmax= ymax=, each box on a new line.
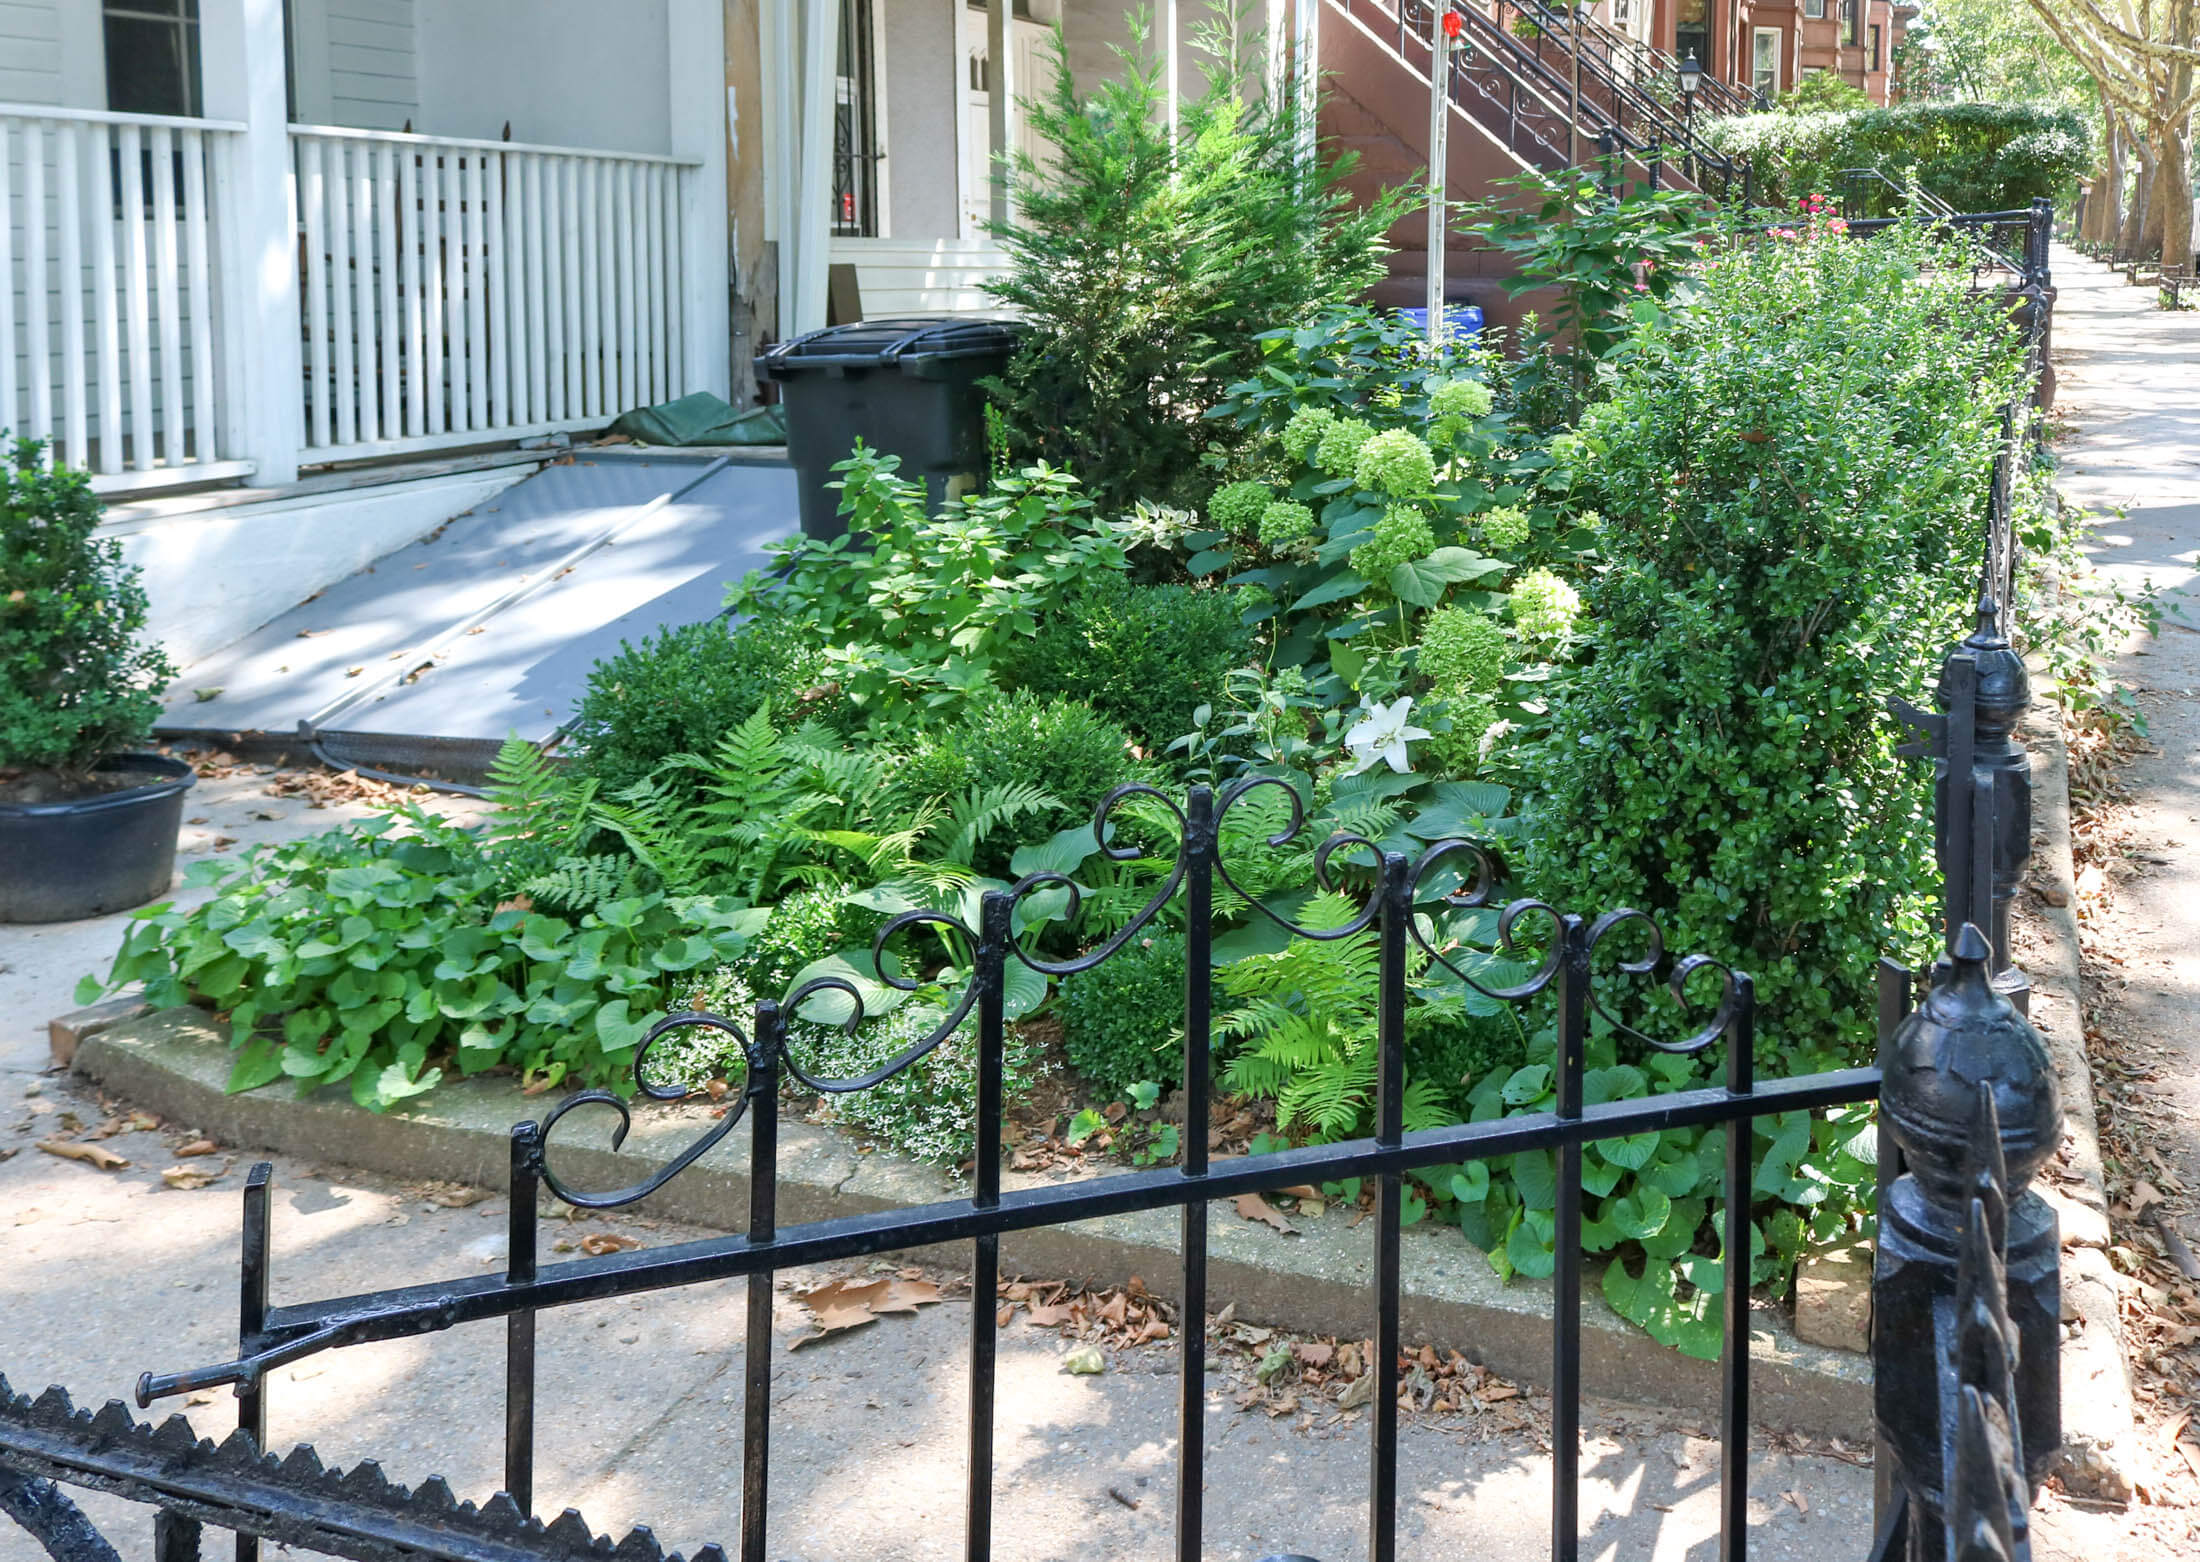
xmin=1869 ymin=23 xmax=1882 ymax=70
xmin=1804 ymin=0 xmax=1825 ymax=17
xmin=1675 ymin=0 xmax=1711 ymax=77
xmin=1840 ymin=0 xmax=1860 ymax=46
xmin=831 ymin=0 xmax=880 ymax=238
xmin=104 ymin=0 xmax=202 ymax=118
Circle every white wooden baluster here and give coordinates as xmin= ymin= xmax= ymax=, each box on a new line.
xmin=301 ymin=136 xmax=330 ymax=448
xmin=597 ymin=159 xmax=617 ymax=416
xmin=0 ymin=119 xmax=14 ymax=446
xmin=484 ymin=146 xmax=509 ymax=430
xmin=24 ymin=120 xmax=51 ymax=453
xmin=151 ymin=126 xmax=186 ymax=469
xmin=328 ymin=138 xmax=357 ymax=448
xmin=464 ymin=149 xmax=487 ymax=430
xmin=120 ymin=125 xmax=156 ymax=470
xmin=352 ymin=139 xmax=379 ymax=445
xmin=377 ymin=141 xmax=400 ymax=445
xmin=182 ymin=129 xmax=215 ymax=464
xmin=664 ymin=167 xmax=684 ymax=397
xmin=439 ymin=149 xmax=464 ymax=433
xmin=90 ymin=123 xmax=121 ymax=474
xmin=615 ymin=160 xmax=636 ymax=416
xmin=556 ymin=157 xmax=579 ymax=420
xmin=579 ymin=156 xmax=600 ymax=418
xmin=55 ymin=125 xmax=88 ymax=470
xmin=638 ymin=162 xmax=657 ymax=405
xmin=523 ymin=154 xmax=546 ymax=426
xmin=401 ymin=145 xmax=427 ymax=438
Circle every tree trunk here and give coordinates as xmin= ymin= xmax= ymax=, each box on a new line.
xmin=2160 ymin=126 xmax=2195 ymax=272
xmin=2122 ymin=149 xmax=2154 ymax=259
xmin=2086 ymin=98 xmax=2124 ymax=245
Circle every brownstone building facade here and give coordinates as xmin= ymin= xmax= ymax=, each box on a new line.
xmin=1591 ymin=0 xmax=1916 ymax=107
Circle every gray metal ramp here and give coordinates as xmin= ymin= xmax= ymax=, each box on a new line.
xmin=161 ymin=451 xmax=798 ymax=759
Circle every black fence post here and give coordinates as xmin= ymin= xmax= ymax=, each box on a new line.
xmin=1873 ymin=925 xmax=2062 ymax=1561
xmin=1894 ymin=594 xmax=2034 ymax=1015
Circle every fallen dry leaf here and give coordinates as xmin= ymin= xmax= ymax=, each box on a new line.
xmin=37 ymin=1139 xmax=128 ymax=1171
xmin=1338 ymin=1373 xmax=1377 ymax=1410
xmin=1234 ymin=1193 xmax=1296 ymax=1235
xmin=1026 ymin=1302 xmax=1077 ymax=1328
xmin=579 ymin=1232 xmax=643 ymax=1256
xmin=1480 ymin=1383 xmax=1521 ymax=1404
xmin=1783 ymin=1489 xmax=1809 ymax=1515
xmin=174 ymin=1139 xmax=220 ymax=1158
xmin=1294 ymin=1341 xmax=1336 ymax=1368
xmin=161 ymin=1165 xmax=218 ymax=1190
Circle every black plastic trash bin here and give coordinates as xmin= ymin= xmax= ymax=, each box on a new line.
xmin=762 ymin=316 xmax=1023 ymax=540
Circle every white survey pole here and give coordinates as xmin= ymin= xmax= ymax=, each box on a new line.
xmin=1164 ymin=0 xmax=1180 ymax=149
xmin=1426 ymin=9 xmax=1451 ymax=349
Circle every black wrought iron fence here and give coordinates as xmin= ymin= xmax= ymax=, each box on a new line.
xmin=4 ymin=770 xmax=2060 ymax=1562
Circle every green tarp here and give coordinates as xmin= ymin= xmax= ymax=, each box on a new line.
xmin=609 ymin=392 xmax=787 ymax=447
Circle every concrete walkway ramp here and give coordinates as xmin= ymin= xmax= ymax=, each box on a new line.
xmin=160 ymin=450 xmax=797 ymax=770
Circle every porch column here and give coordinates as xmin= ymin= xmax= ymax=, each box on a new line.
xmin=669 ymin=0 xmax=731 ymax=397
xmin=987 ymin=0 xmax=1015 ymax=227
xmin=198 ymin=0 xmax=300 ymax=485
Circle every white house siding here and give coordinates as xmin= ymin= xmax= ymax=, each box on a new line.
xmin=0 ymin=0 xmax=62 ymax=105
xmin=325 ymin=0 xmax=418 ymax=129
xmin=415 ymin=0 xmax=671 ymax=153
xmin=884 ymin=0 xmax=957 ymax=239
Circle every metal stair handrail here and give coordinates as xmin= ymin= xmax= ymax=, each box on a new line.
xmin=1498 ymin=0 xmax=1755 ymax=118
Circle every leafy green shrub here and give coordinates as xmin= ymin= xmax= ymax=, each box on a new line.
xmin=996 ymin=574 xmax=1252 ymax=752
xmin=1704 ymin=101 xmax=2091 ymax=213
xmin=1058 ymin=930 xmax=1187 ymax=1098
xmin=1 ymin=440 xmax=175 ymax=776
xmin=667 ymin=965 xmax=1045 ymax=1168
xmin=723 ymin=449 xmax=1130 ymax=732
xmin=745 ymin=886 xmax=884 ymax=998
xmin=1525 ymin=215 xmax=2028 ymax=1073
xmin=1401 ymin=1004 xmax=1522 ymax=1120
xmin=78 ymin=812 xmax=764 ymax=1109
xmin=979 ymin=3 xmax=1404 ymax=510
xmin=566 ymin=617 xmax=837 ymax=798
xmin=896 ymin=691 xmax=1140 ymax=873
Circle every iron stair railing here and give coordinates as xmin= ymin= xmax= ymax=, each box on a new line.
xmin=1494 ymin=0 xmax=1753 ymax=181
xmin=1498 ymin=0 xmax=1755 ymax=118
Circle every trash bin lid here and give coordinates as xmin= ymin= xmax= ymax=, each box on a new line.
xmin=762 ymin=316 xmax=1023 ymax=376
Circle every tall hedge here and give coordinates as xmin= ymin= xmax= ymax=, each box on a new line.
xmin=1706 ymin=102 xmax=2090 ymax=214
xmin=1524 ymin=220 xmax=2027 ymax=1071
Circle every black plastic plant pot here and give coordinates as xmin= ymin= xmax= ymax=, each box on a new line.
xmin=0 ymin=753 xmax=196 ymax=923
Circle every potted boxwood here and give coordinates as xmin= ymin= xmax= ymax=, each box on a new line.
xmin=0 ymin=438 xmax=191 ymax=922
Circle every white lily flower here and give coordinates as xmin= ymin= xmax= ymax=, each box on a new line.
xmin=1343 ymin=697 xmax=1432 ymax=776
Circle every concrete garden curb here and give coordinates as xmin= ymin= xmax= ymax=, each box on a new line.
xmin=69 ymin=1005 xmax=1872 ymax=1440
xmin=2022 ymin=692 xmax=2138 ymax=1503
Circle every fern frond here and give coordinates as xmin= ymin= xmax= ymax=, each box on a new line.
xmin=942 ymin=781 xmax=1062 ymax=866
xmin=591 ymin=776 xmax=708 ymax=896
xmin=521 ymin=853 xmax=648 ymax=915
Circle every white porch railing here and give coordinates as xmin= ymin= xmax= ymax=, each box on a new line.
xmin=0 ymin=106 xmax=253 ymax=492
xmin=289 ymin=126 xmax=701 ymax=463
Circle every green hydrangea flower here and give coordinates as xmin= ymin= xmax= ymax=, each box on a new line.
xmin=1349 ymin=506 xmax=1437 ymax=584
xmin=1547 ymin=432 xmax=1583 ymax=468
xmin=1257 ymin=500 xmax=1316 ymax=545
xmin=1352 ymin=428 xmax=1438 ymax=498
xmin=1417 ymin=607 xmax=1506 ymax=695
xmin=1208 ymin=479 xmax=1274 ymax=537
xmin=1509 ymin=567 xmax=1582 ymax=647
xmin=1429 ymin=378 xmax=1494 ymax=420
xmin=1424 ymin=692 xmax=1499 ymax=776
xmin=1314 ymin=417 xmax=1377 ymax=477
xmin=1235 ymin=583 xmax=1275 ymax=617
xmin=1477 ymin=505 xmax=1532 ymax=550
xmin=1281 ymin=405 xmax=1337 ymax=463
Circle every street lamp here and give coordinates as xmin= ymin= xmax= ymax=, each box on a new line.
xmin=1678 ymin=50 xmax=1701 ymax=183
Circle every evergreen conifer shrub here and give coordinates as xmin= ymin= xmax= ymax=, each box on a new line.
xmin=981 ymin=3 xmax=1403 ymax=511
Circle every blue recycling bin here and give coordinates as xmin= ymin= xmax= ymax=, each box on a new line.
xmin=1394 ymin=304 xmax=1484 ymax=344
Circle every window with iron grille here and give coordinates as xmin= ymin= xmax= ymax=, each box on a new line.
xmin=103 ymin=0 xmax=201 ymax=118
xmin=831 ymin=0 xmax=881 ymax=238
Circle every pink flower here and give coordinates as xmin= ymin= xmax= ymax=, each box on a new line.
xmin=1773 ymin=227 xmax=1799 ymax=241
xmin=1634 ymin=281 xmax=1649 ymax=291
